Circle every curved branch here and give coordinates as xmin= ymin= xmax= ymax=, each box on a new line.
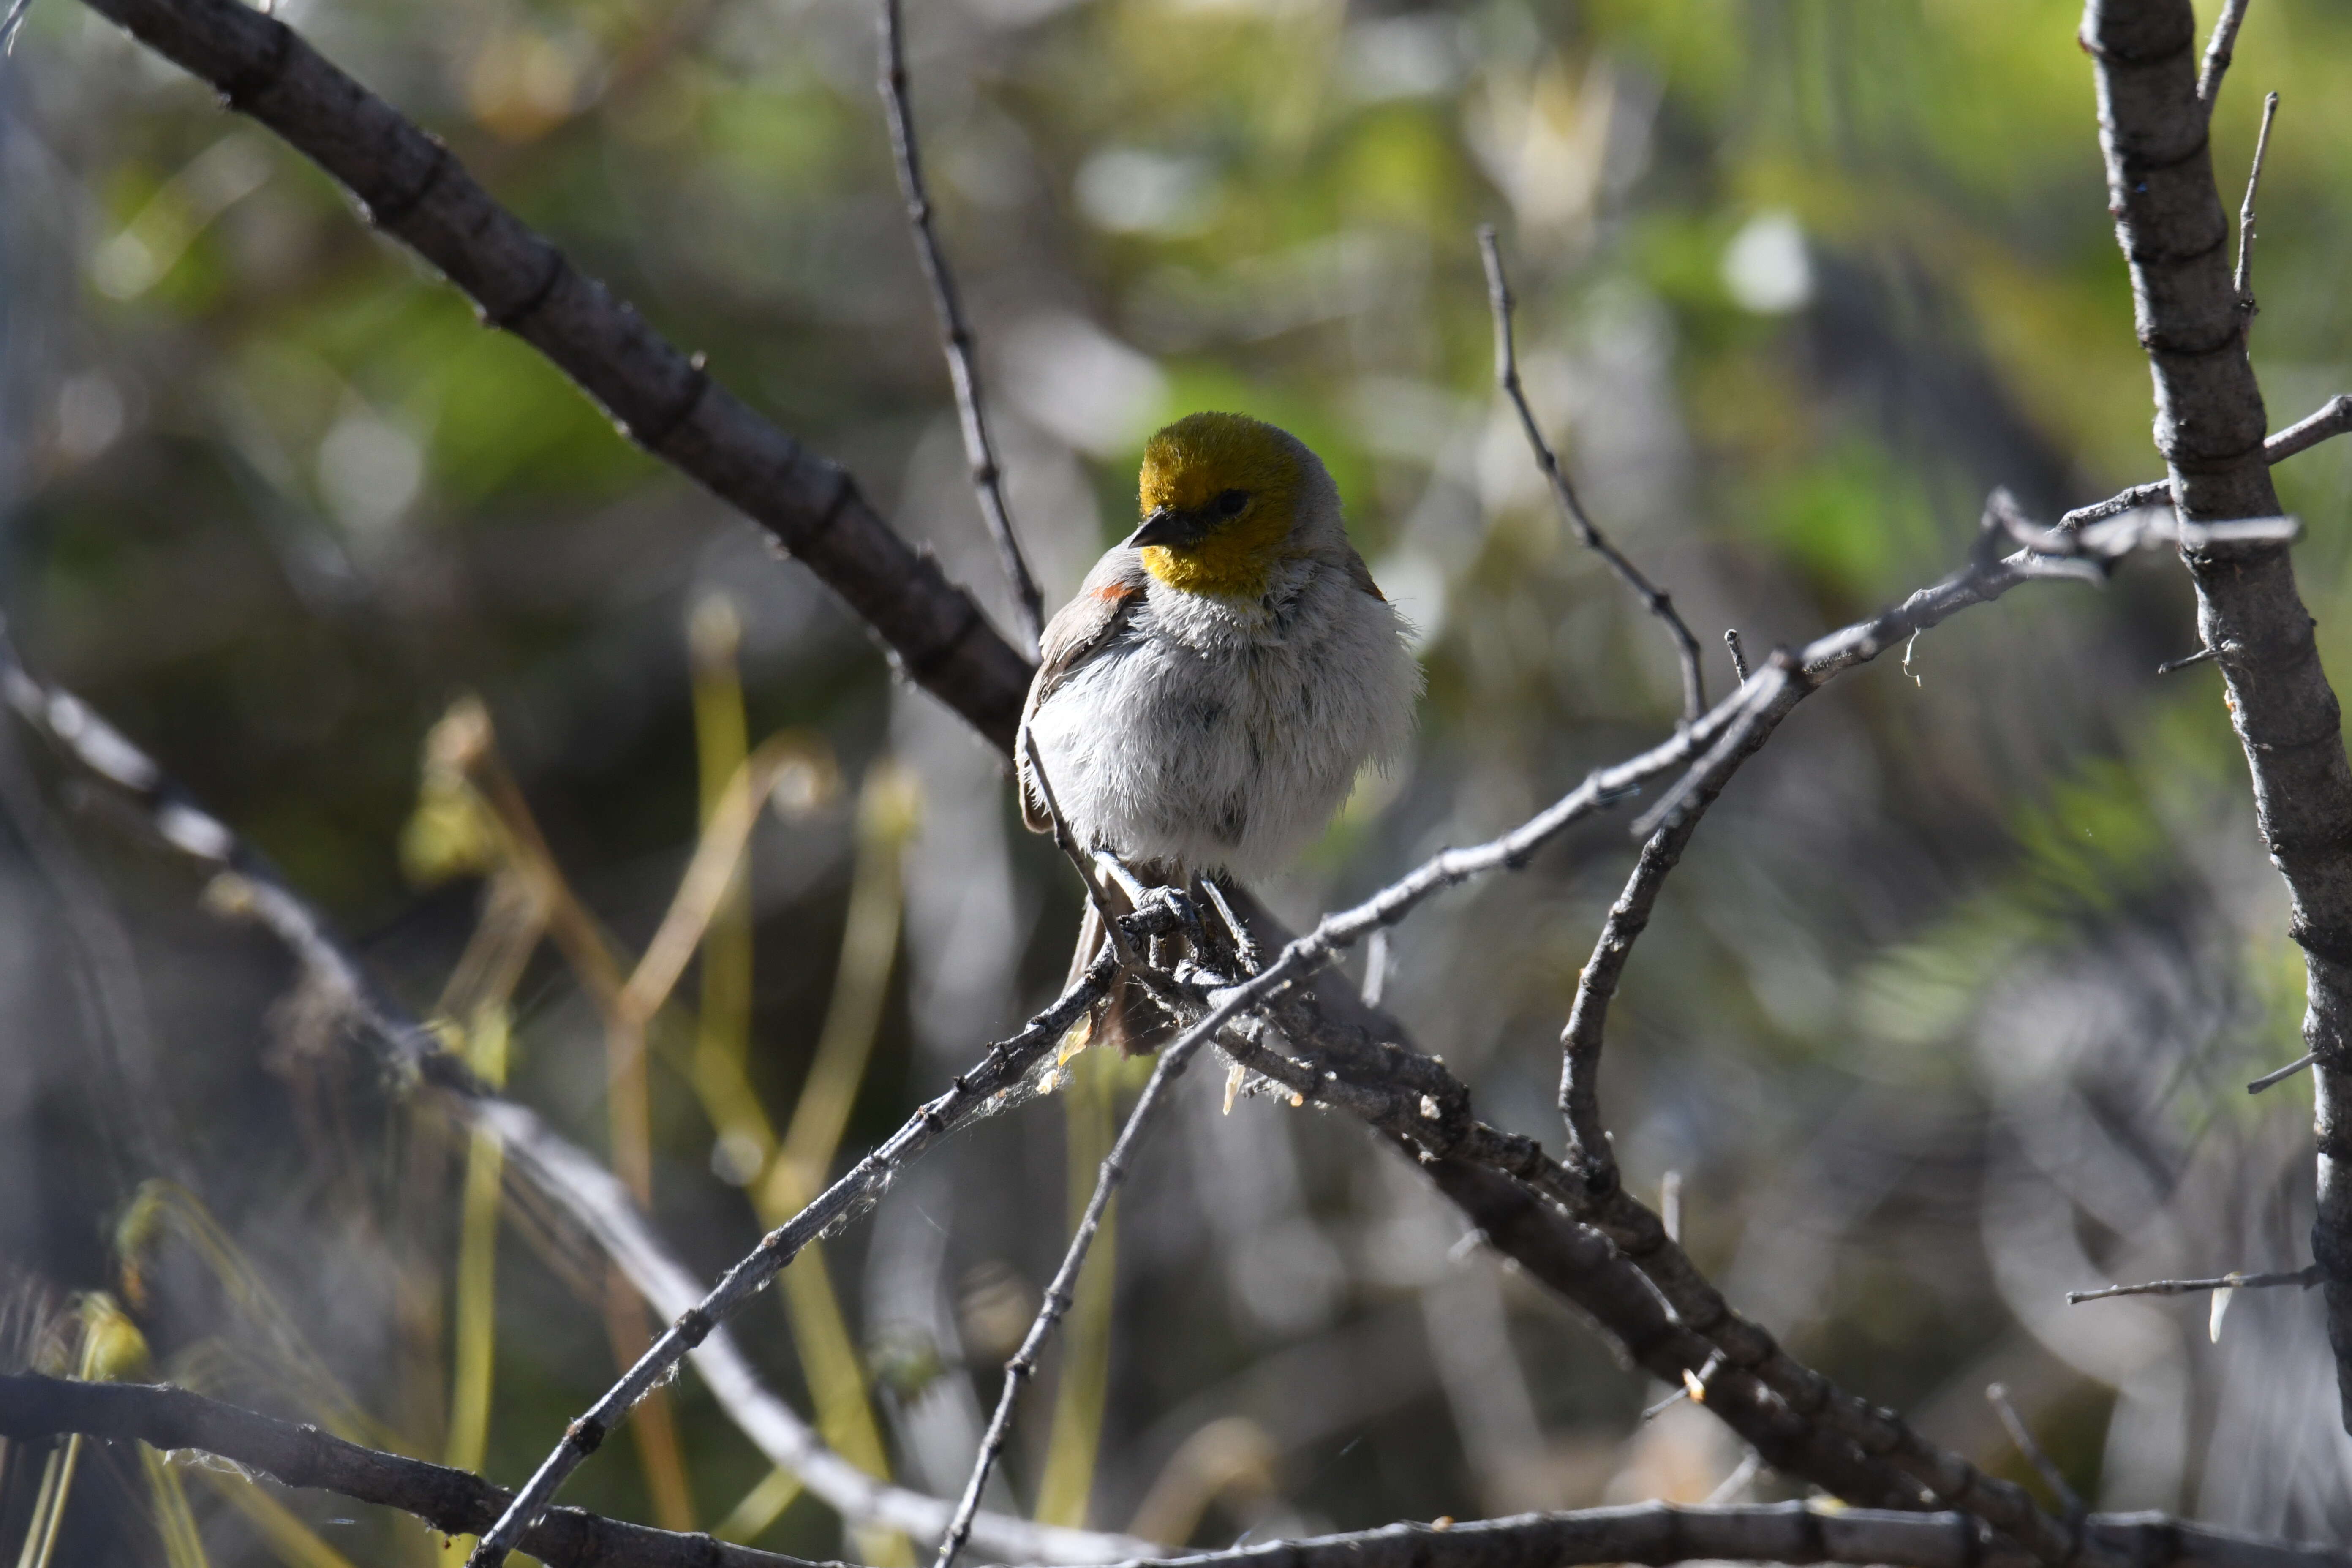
xmin=1480 ymin=227 xmax=1707 ymax=724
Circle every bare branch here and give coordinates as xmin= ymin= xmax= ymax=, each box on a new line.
xmin=2249 ymin=1052 xmax=2315 ymax=1093
xmin=2084 ymin=0 xmax=2352 ymax=1432
xmin=1723 ymin=629 xmax=1751 ymax=683
xmin=2066 ymin=1266 xmax=2322 ymax=1304
xmin=11 ymin=1377 xmax=2345 ymax=1568
xmin=2058 ymin=390 xmax=2350 ymax=530
xmin=71 ymin=0 xmax=1035 ymax=751
xmin=933 ymin=1023 xmax=1219 ymax=1568
xmin=2265 ymin=393 xmax=2352 ymax=464
xmin=464 ymin=956 xmax=1146 ymax=1568
xmin=1479 ymin=225 xmax=1707 ymax=724
xmin=1412 ymin=1154 xmax=1917 ymax=1508
xmin=2196 ymin=0 xmax=2252 ymax=106
xmin=2232 ymin=90 xmax=2280 ymax=306
xmin=877 ymin=0 xmax=1046 ymax=654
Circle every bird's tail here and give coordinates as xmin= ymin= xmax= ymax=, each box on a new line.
xmin=1063 ymin=889 xmax=1179 ymax=1057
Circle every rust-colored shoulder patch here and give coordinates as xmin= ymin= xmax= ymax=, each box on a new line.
xmin=1091 ymin=580 xmax=1142 ymax=603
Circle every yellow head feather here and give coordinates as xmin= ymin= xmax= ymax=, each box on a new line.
xmin=1135 ymin=412 xmax=1304 ymax=597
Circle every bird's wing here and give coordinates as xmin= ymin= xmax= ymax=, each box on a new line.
xmin=1017 ymin=548 xmax=1149 ymax=834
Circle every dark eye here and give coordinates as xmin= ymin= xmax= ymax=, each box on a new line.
xmin=1215 ymin=489 xmax=1249 ymax=517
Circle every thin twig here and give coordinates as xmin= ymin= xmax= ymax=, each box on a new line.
xmin=1479 ymin=225 xmax=1707 ymax=724
xmin=1985 ymin=1384 xmax=2082 ymax=1520
xmin=2248 ymin=1052 xmax=2315 ymax=1093
xmin=932 ymin=1017 xmax=1220 ymax=1568
xmin=2197 ymin=0 xmax=2253 ymax=107
xmin=2264 ymin=394 xmax=2352 ymax=465
xmin=1024 ymin=727 xmax=1142 ymax=968
xmin=877 ymin=0 xmax=1045 ymax=654
xmin=2156 ymin=646 xmax=2215 ymax=676
xmin=2232 ymin=91 xmax=2279 ymax=308
xmin=2066 ymin=1266 xmax=2322 ymax=1305
xmin=463 ymin=951 xmax=1151 ymax=1568
xmin=1723 ymin=629 xmax=1750 ymax=683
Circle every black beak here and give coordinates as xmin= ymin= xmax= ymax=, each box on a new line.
xmin=1124 ymin=506 xmax=1206 ymax=551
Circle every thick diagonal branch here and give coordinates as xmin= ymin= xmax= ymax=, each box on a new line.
xmin=71 ymin=0 xmax=1033 ymax=752
xmin=2083 ymin=0 xmax=2352 ymax=1431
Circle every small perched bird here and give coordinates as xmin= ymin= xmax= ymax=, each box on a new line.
xmin=1018 ymin=411 xmax=1420 ymax=1047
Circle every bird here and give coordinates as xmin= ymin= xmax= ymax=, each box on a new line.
xmin=1017 ymin=410 xmax=1420 ymax=1050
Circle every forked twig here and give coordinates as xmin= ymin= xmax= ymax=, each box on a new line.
xmin=878 ymin=0 xmax=1045 ymax=654
xmin=1478 ymin=225 xmax=1707 ymax=724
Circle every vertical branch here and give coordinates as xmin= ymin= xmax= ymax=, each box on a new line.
xmin=878 ymin=0 xmax=1047 ymax=655
xmin=2195 ymin=0 xmax=2252 ymax=106
xmin=1478 ymin=225 xmax=1707 ymax=725
xmin=2083 ymin=0 xmax=2352 ymax=1431
xmin=2231 ymin=90 xmax=2279 ymax=306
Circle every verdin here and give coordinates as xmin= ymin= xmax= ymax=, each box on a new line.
xmin=1018 ymin=410 xmax=1420 ymax=1047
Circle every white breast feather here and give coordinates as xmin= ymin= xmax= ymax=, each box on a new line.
xmin=1026 ymin=558 xmax=1418 ymax=876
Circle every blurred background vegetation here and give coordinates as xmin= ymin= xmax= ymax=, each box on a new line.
xmin=3 ymin=0 xmax=2352 ymax=1561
